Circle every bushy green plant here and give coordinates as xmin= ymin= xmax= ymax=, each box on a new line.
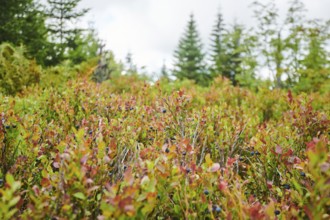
xmin=0 ymin=43 xmax=40 ymax=95
xmin=40 ymin=58 xmax=98 ymax=88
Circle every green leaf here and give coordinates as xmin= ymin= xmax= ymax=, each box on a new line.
xmin=5 ymin=174 xmax=15 ymax=186
xmin=174 ymin=205 xmax=181 ymax=214
xmin=73 ymin=192 xmax=86 ymax=200
xmin=8 ymin=196 xmax=20 ymax=207
xmin=4 ymin=208 xmax=18 ymax=219
xmin=12 ymin=181 xmax=21 ymax=191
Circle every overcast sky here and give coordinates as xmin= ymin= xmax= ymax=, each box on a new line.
xmin=78 ymin=0 xmax=330 ymax=76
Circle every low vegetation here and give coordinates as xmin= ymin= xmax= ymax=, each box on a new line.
xmin=0 ymin=69 xmax=329 ymax=219
xmin=0 ymin=0 xmax=329 ymax=219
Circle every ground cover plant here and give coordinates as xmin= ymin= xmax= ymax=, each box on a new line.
xmin=0 ymin=71 xmax=329 ymax=219
xmin=1 ymin=0 xmax=330 ymax=219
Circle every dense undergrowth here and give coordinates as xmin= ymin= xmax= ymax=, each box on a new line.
xmin=0 ymin=67 xmax=329 ymax=219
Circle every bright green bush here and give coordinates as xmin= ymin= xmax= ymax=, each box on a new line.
xmin=0 ymin=43 xmax=40 ymax=95
xmin=40 ymin=58 xmax=98 ymax=89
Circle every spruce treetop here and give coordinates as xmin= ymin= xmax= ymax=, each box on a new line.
xmin=173 ymin=13 xmax=209 ymax=86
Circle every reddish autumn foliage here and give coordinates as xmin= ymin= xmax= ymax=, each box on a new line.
xmin=0 ymin=75 xmax=329 ymax=219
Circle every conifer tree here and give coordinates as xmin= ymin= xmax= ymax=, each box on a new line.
xmin=0 ymin=0 xmax=48 ymax=65
xmin=125 ymin=52 xmax=138 ymax=75
xmin=173 ymin=14 xmax=209 ymax=86
xmin=159 ymin=60 xmax=170 ymax=80
xmin=284 ymin=0 xmax=306 ymax=86
xmin=209 ymin=12 xmax=226 ymax=78
xmin=225 ymin=24 xmax=244 ymax=86
xmin=294 ymin=19 xmax=330 ymax=93
xmin=252 ymin=0 xmax=285 ymax=88
xmin=67 ymin=25 xmax=100 ymax=64
xmin=46 ymin=0 xmax=89 ymax=65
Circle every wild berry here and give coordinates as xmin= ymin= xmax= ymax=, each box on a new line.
xmin=250 ymin=151 xmax=255 ymax=156
xmin=182 ymin=151 xmax=186 ymax=156
xmin=5 ymin=125 xmax=10 ymax=129
xmin=274 ymin=210 xmax=280 ymax=215
xmin=0 ymin=179 xmax=3 ymax=186
xmin=162 ymin=109 xmax=166 ymax=113
xmin=255 ymin=151 xmax=260 ymax=156
xmin=165 ymin=148 xmax=170 ymax=153
xmin=186 ymin=168 xmax=191 ymax=173
xmin=282 ymin=184 xmax=290 ymax=190
xmin=203 ymin=189 xmax=209 ymax=195
xmin=130 ymin=107 xmax=134 ymax=111
xmin=123 ymin=165 xmax=127 ymax=170
xmin=157 ymin=194 xmax=161 ymax=199
xmin=300 ymin=171 xmax=306 ymax=177
xmin=149 ymin=138 xmax=154 ymax=141
xmin=89 ymin=130 xmax=93 ymax=135
xmin=212 ymin=205 xmax=221 ymax=213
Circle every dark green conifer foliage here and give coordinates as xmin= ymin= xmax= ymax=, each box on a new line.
xmin=0 ymin=0 xmax=48 ymax=65
xmin=173 ymin=14 xmax=209 ymax=86
xmin=222 ymin=24 xmax=245 ymax=86
xmin=209 ymin=12 xmax=226 ymax=78
xmin=295 ymin=19 xmax=330 ymax=93
xmin=67 ymin=26 xmax=100 ymax=64
xmin=46 ymin=0 xmax=90 ymax=65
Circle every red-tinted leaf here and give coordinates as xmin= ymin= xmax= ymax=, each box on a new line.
xmin=288 ymin=90 xmax=293 ymax=103
xmin=80 ymin=155 xmax=89 ymax=165
xmin=227 ymin=158 xmax=236 ymax=167
xmin=41 ymin=178 xmax=50 ymax=187
xmin=275 ymin=145 xmax=282 ymax=155
xmin=53 ymin=162 xmax=60 ymax=168
xmin=218 ymin=180 xmax=228 ymax=191
xmin=266 ymin=181 xmax=273 ymax=189
xmin=210 ymin=163 xmax=220 ymax=172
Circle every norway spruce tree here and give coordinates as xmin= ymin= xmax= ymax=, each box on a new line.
xmin=224 ymin=24 xmax=245 ymax=86
xmin=209 ymin=12 xmax=226 ymax=78
xmin=210 ymin=17 xmax=249 ymax=86
xmin=0 ymin=0 xmax=48 ymax=65
xmin=252 ymin=0 xmax=285 ymax=88
xmin=46 ymin=0 xmax=89 ymax=65
xmin=173 ymin=14 xmax=209 ymax=86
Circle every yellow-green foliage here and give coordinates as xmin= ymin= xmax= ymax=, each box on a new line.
xmin=40 ymin=58 xmax=98 ymax=88
xmin=0 ymin=72 xmax=329 ymax=219
xmin=0 ymin=43 xmax=40 ymax=95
